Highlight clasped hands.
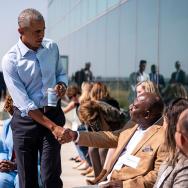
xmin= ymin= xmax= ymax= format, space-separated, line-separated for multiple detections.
xmin=0 ymin=160 xmax=17 ymax=172
xmin=52 ymin=127 xmax=77 ymax=144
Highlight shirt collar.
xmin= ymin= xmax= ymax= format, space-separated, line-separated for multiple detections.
xmin=18 ymin=38 xmax=44 ymax=57
xmin=137 ymin=125 xmax=150 ymax=132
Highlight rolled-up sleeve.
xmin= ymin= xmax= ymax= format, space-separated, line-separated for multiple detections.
xmin=2 ymin=55 xmax=38 ymax=116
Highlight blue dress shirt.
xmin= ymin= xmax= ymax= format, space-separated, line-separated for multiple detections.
xmin=2 ymin=38 xmax=68 ymax=116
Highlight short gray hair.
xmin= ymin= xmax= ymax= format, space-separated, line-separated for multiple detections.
xmin=18 ymin=8 xmax=44 ymax=28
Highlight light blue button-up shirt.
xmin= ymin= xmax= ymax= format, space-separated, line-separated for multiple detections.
xmin=2 ymin=38 xmax=68 ymax=117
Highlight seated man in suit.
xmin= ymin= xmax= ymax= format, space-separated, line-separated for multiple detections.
xmin=60 ymin=92 xmax=167 ymax=188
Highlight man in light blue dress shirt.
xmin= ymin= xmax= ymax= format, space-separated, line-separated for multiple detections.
xmin=2 ymin=8 xmax=68 ymax=188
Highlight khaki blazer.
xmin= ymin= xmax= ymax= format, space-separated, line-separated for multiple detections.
xmin=78 ymin=119 xmax=167 ymax=188
xmin=154 ymin=152 xmax=188 ymax=188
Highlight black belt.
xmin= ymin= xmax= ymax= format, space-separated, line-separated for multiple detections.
xmin=39 ymin=106 xmax=57 ymax=113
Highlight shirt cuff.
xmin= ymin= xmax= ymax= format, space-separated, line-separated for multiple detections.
xmin=74 ymin=131 xmax=80 ymax=143
xmin=20 ymin=103 xmax=38 ymax=117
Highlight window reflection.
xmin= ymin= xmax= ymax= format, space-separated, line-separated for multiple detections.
xmin=47 ymin=0 xmax=188 ymax=108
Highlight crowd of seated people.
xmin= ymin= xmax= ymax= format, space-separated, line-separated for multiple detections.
xmin=60 ymin=78 xmax=188 ymax=188
xmin=61 ymin=92 xmax=166 ymax=187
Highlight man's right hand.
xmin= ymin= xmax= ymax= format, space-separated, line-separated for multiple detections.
xmin=58 ymin=128 xmax=78 ymax=144
xmin=51 ymin=126 xmax=65 ymax=140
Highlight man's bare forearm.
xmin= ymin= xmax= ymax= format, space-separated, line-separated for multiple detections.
xmin=28 ymin=109 xmax=57 ymax=131
xmin=28 ymin=109 xmax=65 ymax=139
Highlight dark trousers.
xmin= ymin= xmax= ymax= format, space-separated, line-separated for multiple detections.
xmin=11 ymin=106 xmax=65 ymax=188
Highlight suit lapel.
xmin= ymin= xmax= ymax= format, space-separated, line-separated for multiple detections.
xmin=107 ymin=125 xmax=139 ymax=173
xmin=157 ymin=165 xmax=173 ymax=188
xmin=131 ymin=124 xmax=161 ymax=155
xmin=102 ymin=119 xmax=164 ymax=182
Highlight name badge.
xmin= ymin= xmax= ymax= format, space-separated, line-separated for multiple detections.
xmin=122 ymin=153 xmax=140 ymax=168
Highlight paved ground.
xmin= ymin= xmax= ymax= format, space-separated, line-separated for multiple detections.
xmin=61 ymin=116 xmax=88 ymax=188
xmin=60 ymin=142 xmax=88 ymax=187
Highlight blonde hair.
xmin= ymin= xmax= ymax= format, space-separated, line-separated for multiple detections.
xmin=79 ymin=82 xmax=93 ymax=104
xmin=136 ymin=80 xmax=160 ymax=95
xmin=90 ymin=82 xmax=109 ymax=101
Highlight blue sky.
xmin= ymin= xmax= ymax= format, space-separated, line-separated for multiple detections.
xmin=0 ymin=0 xmax=47 ymax=70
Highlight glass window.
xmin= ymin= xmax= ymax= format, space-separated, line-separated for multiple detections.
xmin=80 ymin=0 xmax=88 ymax=25
xmin=88 ymin=0 xmax=97 ymax=20
xmin=107 ymin=0 xmax=120 ymax=8
xmin=96 ymin=0 xmax=107 ymax=15
xmin=60 ymin=55 xmax=69 ymax=74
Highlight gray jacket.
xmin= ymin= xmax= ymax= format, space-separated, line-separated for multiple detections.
xmin=154 ymin=152 xmax=188 ymax=188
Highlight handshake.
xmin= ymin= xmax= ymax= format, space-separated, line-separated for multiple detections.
xmin=52 ymin=127 xmax=78 ymax=144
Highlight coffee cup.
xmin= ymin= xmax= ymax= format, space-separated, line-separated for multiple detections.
xmin=47 ymin=88 xmax=58 ymax=107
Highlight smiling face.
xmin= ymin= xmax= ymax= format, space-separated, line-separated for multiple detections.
xmin=129 ymin=95 xmax=148 ymax=124
xmin=19 ymin=19 xmax=45 ymax=51
xmin=129 ymin=93 xmax=163 ymax=128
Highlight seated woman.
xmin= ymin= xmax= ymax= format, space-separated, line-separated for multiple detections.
xmin=63 ymin=83 xmax=94 ymax=174
xmin=154 ymin=98 xmax=188 ymax=188
xmin=0 ymin=96 xmax=42 ymax=188
xmin=78 ymin=100 xmax=125 ymax=132
xmin=63 ymin=84 xmax=81 ymax=130
xmin=0 ymin=96 xmax=18 ymax=188
xmin=83 ymin=82 xmax=122 ymax=180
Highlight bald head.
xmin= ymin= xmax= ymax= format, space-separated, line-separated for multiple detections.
xmin=139 ymin=92 xmax=164 ymax=116
xmin=130 ymin=92 xmax=164 ymax=128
